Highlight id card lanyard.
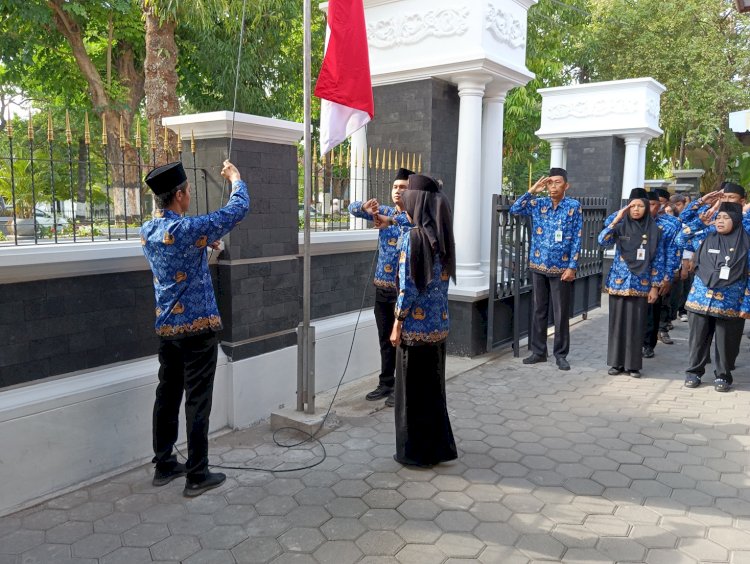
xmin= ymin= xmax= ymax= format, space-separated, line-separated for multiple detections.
xmin=636 ymin=233 xmax=648 ymax=261
xmin=554 ymin=219 xmax=563 ymax=243
xmin=719 ymin=248 xmax=736 ymax=280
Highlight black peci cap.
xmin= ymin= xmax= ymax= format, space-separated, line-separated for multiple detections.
xmin=549 ymin=167 xmax=567 ymax=181
xmin=144 ymin=162 xmax=188 ymax=195
xmin=394 ymin=167 xmax=415 ymax=181
xmin=629 ymin=188 xmax=648 ymax=200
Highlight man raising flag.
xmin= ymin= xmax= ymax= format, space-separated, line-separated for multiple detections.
xmin=314 ymin=0 xmax=374 ymax=154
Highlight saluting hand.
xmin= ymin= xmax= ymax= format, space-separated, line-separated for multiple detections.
xmin=700 ymin=189 xmax=722 ymax=206
xmin=529 ymin=176 xmax=549 ymax=195
xmin=611 ymin=201 xmax=635 ymax=226
xmin=700 ymin=200 xmax=720 ymax=226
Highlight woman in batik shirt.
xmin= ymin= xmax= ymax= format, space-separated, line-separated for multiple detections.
xmin=390 ymin=174 xmax=457 ymax=467
xmin=598 ymin=188 xmax=666 ymax=378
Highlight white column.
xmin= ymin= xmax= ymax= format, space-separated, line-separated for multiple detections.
xmin=349 ymin=127 xmax=368 ymax=230
xmin=480 ymin=94 xmax=505 ymax=274
xmin=453 ymin=75 xmax=490 ymax=286
xmin=622 ymin=135 xmax=643 ymax=200
xmin=561 ymin=140 xmax=568 ymax=170
xmin=637 ymin=138 xmax=648 ymax=188
xmin=549 ymin=138 xmax=565 ymax=168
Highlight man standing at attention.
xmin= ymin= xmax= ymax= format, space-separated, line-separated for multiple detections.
xmin=141 ymin=160 xmax=249 ymax=497
xmin=348 ymin=167 xmax=414 ymax=407
xmin=510 ymin=168 xmax=583 ymax=371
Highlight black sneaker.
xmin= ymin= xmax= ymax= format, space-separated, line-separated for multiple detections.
xmin=628 ymin=370 xmax=641 ymax=378
xmin=608 ymin=366 xmax=624 ymax=375
xmin=555 ymin=357 xmax=570 ymax=371
xmin=183 ymin=471 xmax=226 ymax=498
xmin=366 ymin=385 xmax=393 ymax=401
xmin=522 ymin=353 xmax=547 ymax=365
xmin=384 ymin=391 xmax=394 ymax=408
xmin=152 ymin=463 xmax=187 ymax=487
xmin=642 ymin=346 xmax=655 ymax=359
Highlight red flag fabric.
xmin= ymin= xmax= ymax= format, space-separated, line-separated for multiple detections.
xmin=314 ymin=0 xmax=374 ymax=154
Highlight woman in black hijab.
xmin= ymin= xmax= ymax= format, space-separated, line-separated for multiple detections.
xmin=679 ymin=201 xmax=750 ymax=392
xmin=598 ymin=188 xmax=665 ymax=377
xmin=390 ymin=174 xmax=457 ymax=467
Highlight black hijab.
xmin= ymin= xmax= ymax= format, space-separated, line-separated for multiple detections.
xmin=695 ymin=202 xmax=750 ymax=288
xmin=401 ymin=175 xmax=456 ymax=292
xmin=616 ymin=189 xmax=660 ymax=275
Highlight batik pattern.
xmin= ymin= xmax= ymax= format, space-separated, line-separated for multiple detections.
xmin=509 ymin=192 xmax=583 ymax=275
xmin=141 ymin=180 xmax=250 ymax=337
xmin=598 ymin=224 xmax=667 ymax=297
xmin=349 ymin=201 xmax=407 ymax=289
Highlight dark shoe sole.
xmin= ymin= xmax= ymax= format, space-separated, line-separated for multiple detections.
xmin=608 ymin=367 xmax=624 ymax=375
xmin=366 ymin=389 xmax=393 ymax=401
xmin=153 ymin=471 xmax=186 ymax=487
xmin=183 ymin=476 xmax=226 ymax=498
xmin=629 ymin=371 xmax=641 ymax=378
xmin=684 ymin=377 xmax=701 ymax=388
xmin=522 ymin=357 xmax=547 ymax=365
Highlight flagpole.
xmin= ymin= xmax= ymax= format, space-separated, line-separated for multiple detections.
xmin=301 ymin=0 xmax=315 ymax=414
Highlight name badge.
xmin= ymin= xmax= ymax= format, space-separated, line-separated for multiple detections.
xmin=707 ymin=249 xmax=720 ymax=254
xmin=720 ymin=266 xmax=731 ymax=280
xmin=636 ymin=248 xmax=646 ymax=261
xmin=554 ymin=230 xmax=563 ymax=243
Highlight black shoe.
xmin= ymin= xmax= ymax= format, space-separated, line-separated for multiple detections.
xmin=608 ymin=366 xmax=624 ymax=375
xmin=366 ymin=384 xmax=393 ymax=401
xmin=642 ymin=346 xmax=654 ymax=359
xmin=556 ymin=357 xmax=570 ymax=371
xmin=666 ymin=322 xmax=674 ymax=331
xmin=183 ymin=471 xmax=226 ymax=498
xmin=152 ymin=463 xmax=187 ymax=487
xmin=629 ymin=370 xmax=641 ymax=378
xmin=384 ymin=391 xmax=394 ymax=408
xmin=522 ymin=353 xmax=547 ymax=365
xmin=684 ymin=375 xmax=701 ymax=388
xmin=714 ymin=378 xmax=731 ymax=392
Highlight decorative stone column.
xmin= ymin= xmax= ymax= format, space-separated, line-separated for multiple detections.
xmin=549 ymin=139 xmax=566 ymax=169
xmin=621 ymin=135 xmax=643 ymax=200
xmin=349 ymin=127 xmax=368 ymax=229
xmin=453 ymin=74 xmax=490 ymax=286
xmin=638 ymin=138 xmax=648 ymax=189
xmin=480 ymin=94 xmax=506 ymax=273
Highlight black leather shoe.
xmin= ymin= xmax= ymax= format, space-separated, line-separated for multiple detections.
xmin=608 ymin=366 xmax=624 ymax=375
xmin=522 ymin=353 xmax=547 ymax=365
xmin=629 ymin=370 xmax=641 ymax=378
xmin=183 ymin=471 xmax=226 ymax=498
xmin=556 ymin=357 xmax=570 ymax=371
xmin=366 ymin=385 xmax=393 ymax=401
xmin=152 ymin=463 xmax=187 ymax=487
xmin=642 ymin=346 xmax=654 ymax=359
xmin=384 ymin=391 xmax=394 ymax=408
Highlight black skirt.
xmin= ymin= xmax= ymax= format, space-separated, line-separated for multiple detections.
xmin=607 ymin=294 xmax=648 ymax=371
xmin=394 ymin=341 xmax=458 ymax=466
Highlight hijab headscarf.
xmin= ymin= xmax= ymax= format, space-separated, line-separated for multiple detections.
xmin=401 ymin=174 xmax=456 ymax=292
xmin=695 ymin=202 xmax=750 ymax=288
xmin=616 ymin=188 xmax=660 ymax=275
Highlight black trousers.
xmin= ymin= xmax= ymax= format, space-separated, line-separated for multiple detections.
xmin=373 ymin=288 xmax=397 ymax=389
xmin=530 ymin=271 xmax=572 ymax=359
xmin=644 ymin=298 xmax=663 ymax=349
xmin=153 ymin=331 xmax=218 ymax=481
xmin=686 ymin=313 xmax=744 ymax=382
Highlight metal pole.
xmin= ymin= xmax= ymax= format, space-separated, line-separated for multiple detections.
xmin=302 ymin=0 xmax=315 ymax=414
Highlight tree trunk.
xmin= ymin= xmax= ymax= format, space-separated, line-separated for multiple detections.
xmin=143 ymin=4 xmax=180 ymax=167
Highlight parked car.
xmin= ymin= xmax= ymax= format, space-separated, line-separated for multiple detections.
xmin=34 ymin=208 xmax=69 ymax=233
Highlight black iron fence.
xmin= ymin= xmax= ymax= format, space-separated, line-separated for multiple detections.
xmin=487 ymin=195 xmax=608 ymax=354
xmin=307 ymin=145 xmax=422 ymax=231
xmin=0 ymin=111 xmax=210 ymax=246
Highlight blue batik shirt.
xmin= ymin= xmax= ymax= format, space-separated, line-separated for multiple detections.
xmin=676 ymin=227 xmax=750 ymax=319
xmin=509 ymin=193 xmax=583 ymax=276
xmin=141 ymin=180 xmax=250 ymax=338
xmin=598 ymin=223 xmax=667 ymax=297
xmin=395 ymin=234 xmax=450 ymax=345
xmin=348 ymin=201 xmax=406 ymax=291
xmin=680 ymin=200 xmax=750 ymax=236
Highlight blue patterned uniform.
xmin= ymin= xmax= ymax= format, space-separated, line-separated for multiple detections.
xmin=509 ymin=193 xmax=583 ymax=275
xmin=676 ymin=228 xmax=750 ymax=319
xmin=395 ymin=234 xmax=450 ymax=344
xmin=349 ymin=201 xmax=406 ymax=290
xmin=141 ymin=180 xmax=250 ymax=337
xmin=598 ymin=224 xmax=667 ymax=296
xmin=680 ymin=201 xmax=750 ymax=235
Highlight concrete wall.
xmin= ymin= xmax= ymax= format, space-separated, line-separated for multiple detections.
xmin=567 ymin=136 xmax=626 ymax=216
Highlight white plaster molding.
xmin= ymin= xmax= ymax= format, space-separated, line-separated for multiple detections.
xmin=298 ymin=229 xmax=378 ymax=255
xmin=162 ymin=111 xmax=303 ymax=146
xmin=485 ymin=3 xmax=526 ymax=48
xmin=366 ymin=5 xmax=470 ymax=49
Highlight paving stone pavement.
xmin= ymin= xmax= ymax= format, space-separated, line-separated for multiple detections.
xmin=3 ymin=302 xmax=750 ymax=563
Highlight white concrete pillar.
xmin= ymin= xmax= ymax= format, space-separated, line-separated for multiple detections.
xmin=480 ymin=94 xmax=505 ymax=273
xmin=349 ymin=127 xmax=368 ymax=229
xmin=622 ymin=135 xmax=643 ymax=200
xmin=637 ymin=138 xmax=648 ymax=188
xmin=562 ymin=140 xmax=568 ymax=170
xmin=453 ymin=74 xmax=490 ymax=286
xmin=549 ymin=138 xmax=565 ymax=168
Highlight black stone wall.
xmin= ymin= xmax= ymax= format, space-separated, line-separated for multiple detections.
xmin=367 ymin=78 xmax=460 ymax=203
xmin=566 ymin=136 xmax=625 ymax=216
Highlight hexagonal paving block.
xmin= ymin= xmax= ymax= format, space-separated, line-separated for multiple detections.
xmin=19 ymin=543 xmax=70 ymax=563
xmin=433 ymin=492 xmax=473 ymax=511
xmin=232 ymin=536 xmax=283 ymax=564
xmin=320 ymin=517 xmax=366 ymax=541
xmin=226 ymin=486 xmax=267 ymax=506
xmin=313 ymin=540 xmax=363 ymax=564
xmin=199 ymin=525 xmax=249 ymax=550
xmin=397 ymin=500 xmax=441 ymax=521
xmin=69 ymin=502 xmax=114 ymax=522
xmin=395 ymin=544 xmax=446 ymax=564
xmin=72 ymin=533 xmax=121 ymax=558
xmin=362 ymin=489 xmax=405 ymax=510
xmin=551 ymin=524 xmax=599 ymax=548
xmin=185 ymin=494 xmax=228 ymax=515
xmin=332 ymin=480 xmax=371 ymax=498
xmin=678 ymin=537 xmax=728 ymax=561
xmin=435 ymin=532 xmax=484 ymax=558
xmin=93 ymin=512 xmax=140 ymax=534
xmin=501 ymin=494 xmax=543 ymax=514
xmin=255 ymin=496 xmax=299 ymax=516
xmin=583 ymin=515 xmax=630 ymax=537
xmin=515 ymin=533 xmax=565 ymax=561
xmin=628 ymin=524 xmax=677 ymax=549
xmin=478 ymin=544 xmax=531 ymax=564
xmin=45 ymin=520 xmax=93 ymax=544
xmin=644 ymin=548 xmax=698 ymax=564
xmin=397 ymin=481 xmax=437 ymax=500
xmin=245 ymin=516 xmax=292 ymax=538
xmin=114 ymin=493 xmax=157 ymax=514
xmin=150 ymin=534 xmax=201 ymax=561
xmin=473 ymin=522 xmax=518 ymax=545
xmin=359 ymin=509 xmax=404 ymax=531
xmin=100 ymin=546 xmax=152 ymax=564
xmin=597 ymin=537 xmax=647 ymax=562
xmin=21 ymin=509 xmax=68 ymax=531
xmin=278 ymin=527 xmax=325 ymax=553
xmin=121 ymin=522 xmax=170 ymax=547
xmin=395 ymin=520 xmax=443 ymax=544
xmin=708 ymin=527 xmax=750 ymax=550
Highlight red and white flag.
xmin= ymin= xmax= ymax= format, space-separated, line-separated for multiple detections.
xmin=314 ymin=0 xmax=374 ymax=155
